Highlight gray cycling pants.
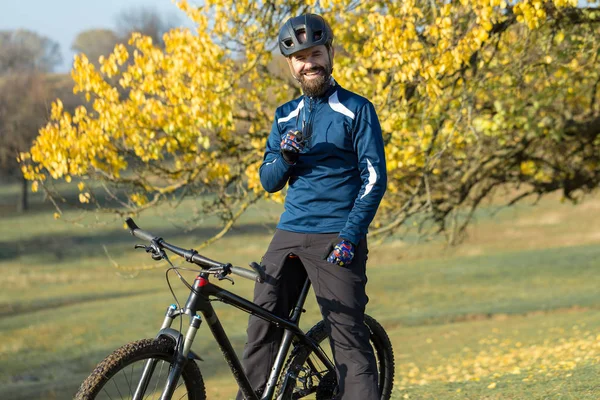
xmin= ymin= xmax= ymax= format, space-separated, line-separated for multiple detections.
xmin=236 ymin=229 xmax=378 ymax=400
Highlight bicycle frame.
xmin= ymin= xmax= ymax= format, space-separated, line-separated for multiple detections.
xmin=145 ymin=270 xmax=336 ymax=400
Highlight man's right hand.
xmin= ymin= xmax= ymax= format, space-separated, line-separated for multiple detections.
xmin=280 ymin=130 xmax=304 ymax=164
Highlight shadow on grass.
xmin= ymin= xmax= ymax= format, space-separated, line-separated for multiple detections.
xmin=0 ymin=289 xmax=155 ymax=319
xmin=0 ymin=222 xmax=275 ymax=262
xmin=1 ymin=334 xmax=248 ymax=400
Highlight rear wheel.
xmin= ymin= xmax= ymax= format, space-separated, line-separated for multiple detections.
xmin=279 ymin=314 xmax=394 ymax=400
xmin=75 ymin=337 xmax=206 ymax=400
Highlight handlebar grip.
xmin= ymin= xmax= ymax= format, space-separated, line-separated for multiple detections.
xmin=126 ymin=218 xmax=157 ymax=242
xmin=231 ymin=266 xmax=262 ymax=283
xmin=248 ymin=262 xmax=266 ymax=283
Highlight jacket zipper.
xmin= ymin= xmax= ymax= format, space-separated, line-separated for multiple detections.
xmin=305 ymin=97 xmax=316 ymax=147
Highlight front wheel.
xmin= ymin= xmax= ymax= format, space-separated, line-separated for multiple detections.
xmin=75 ymin=337 xmax=206 ymax=400
xmin=279 ymin=314 xmax=395 ymax=400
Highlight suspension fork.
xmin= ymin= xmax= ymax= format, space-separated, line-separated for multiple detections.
xmin=159 ymin=314 xmax=202 ymax=400
xmin=132 ymin=304 xmax=202 ymax=400
xmin=156 ymin=273 xmax=209 ymax=399
xmin=132 ymin=304 xmax=179 ymax=399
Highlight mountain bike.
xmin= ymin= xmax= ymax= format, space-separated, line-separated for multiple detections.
xmin=75 ymin=218 xmax=395 ymax=400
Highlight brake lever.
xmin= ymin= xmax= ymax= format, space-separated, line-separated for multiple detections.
xmin=213 ymin=265 xmax=234 ymax=285
xmin=216 ymin=272 xmax=234 ymax=285
xmin=134 ymin=243 xmax=165 ymax=261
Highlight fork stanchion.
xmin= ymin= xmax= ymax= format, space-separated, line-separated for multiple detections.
xmin=182 ymin=315 xmax=202 ymax=358
xmin=160 ymin=304 xmax=178 ymax=330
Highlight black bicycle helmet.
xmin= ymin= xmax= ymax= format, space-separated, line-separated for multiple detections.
xmin=278 ymin=13 xmax=333 ymax=57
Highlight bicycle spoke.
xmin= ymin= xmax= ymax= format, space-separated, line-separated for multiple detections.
xmin=122 ymin=365 xmax=133 ymax=399
xmin=174 ymin=380 xmax=184 ymax=392
xmin=130 ymin=363 xmax=136 ymax=398
xmin=112 ymin=375 xmax=125 ymax=399
xmin=102 ymin=387 xmax=115 ymax=400
xmin=177 ymin=390 xmax=188 ymax=400
xmin=150 ymin=360 xmax=166 ymax=400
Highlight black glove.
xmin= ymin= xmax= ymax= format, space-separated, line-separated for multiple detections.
xmin=280 ymin=130 xmax=304 ymax=164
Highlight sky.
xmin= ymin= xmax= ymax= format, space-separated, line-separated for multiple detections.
xmin=0 ymin=0 xmax=196 ymax=72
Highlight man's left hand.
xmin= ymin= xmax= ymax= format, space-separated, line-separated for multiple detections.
xmin=326 ymin=239 xmax=355 ymax=267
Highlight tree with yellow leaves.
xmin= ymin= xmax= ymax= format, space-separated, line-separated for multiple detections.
xmin=21 ymin=0 xmax=600 ymax=245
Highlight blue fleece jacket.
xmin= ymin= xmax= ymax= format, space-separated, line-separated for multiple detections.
xmin=259 ymin=80 xmax=387 ymax=245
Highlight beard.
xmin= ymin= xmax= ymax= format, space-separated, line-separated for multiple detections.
xmin=297 ymin=63 xmax=333 ymax=98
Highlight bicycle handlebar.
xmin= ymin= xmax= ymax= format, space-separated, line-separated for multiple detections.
xmin=126 ymin=218 xmax=156 ymax=243
xmin=230 ymin=265 xmax=262 ymax=281
xmin=125 ymin=218 xmax=265 ymax=283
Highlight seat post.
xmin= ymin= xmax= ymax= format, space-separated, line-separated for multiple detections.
xmin=289 ymin=277 xmax=312 ymax=324
xmin=261 ymin=277 xmax=313 ymax=400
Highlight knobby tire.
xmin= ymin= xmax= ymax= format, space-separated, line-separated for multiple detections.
xmin=74 ymin=337 xmax=206 ymax=400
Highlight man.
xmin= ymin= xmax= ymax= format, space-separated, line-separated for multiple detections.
xmin=238 ymin=13 xmax=387 ymax=400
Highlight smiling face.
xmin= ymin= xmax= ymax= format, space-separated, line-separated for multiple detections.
xmin=287 ymin=41 xmax=334 ymax=98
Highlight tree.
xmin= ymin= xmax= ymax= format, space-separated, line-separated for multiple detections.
xmin=21 ymin=0 xmax=600 ymax=245
xmin=0 ymin=30 xmax=61 ymax=73
xmin=72 ymin=29 xmax=120 ymax=68
xmin=115 ymin=6 xmax=180 ymax=47
xmin=0 ymin=30 xmax=61 ymax=211
xmin=0 ymin=74 xmax=53 ymax=211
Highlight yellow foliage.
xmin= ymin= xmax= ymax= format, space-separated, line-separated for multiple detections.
xmin=130 ymin=193 xmax=148 ymax=206
xmin=79 ymin=192 xmax=91 ymax=204
xmin=19 ymin=0 xmax=596 ymax=229
xmin=520 ymin=161 xmax=537 ymax=176
xmin=397 ymin=329 xmax=599 ymax=389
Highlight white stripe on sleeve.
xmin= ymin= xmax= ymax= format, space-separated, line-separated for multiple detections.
xmin=360 ymin=159 xmax=378 ymax=199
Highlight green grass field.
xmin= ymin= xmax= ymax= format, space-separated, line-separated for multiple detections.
xmin=1 ymin=184 xmax=599 ymax=399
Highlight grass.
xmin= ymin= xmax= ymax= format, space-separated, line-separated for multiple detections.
xmin=1 ymin=185 xmax=600 ymax=399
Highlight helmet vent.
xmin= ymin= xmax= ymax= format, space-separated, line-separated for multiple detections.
xmin=283 ymin=38 xmax=294 ymax=48
xmin=295 ymin=28 xmax=307 ymax=44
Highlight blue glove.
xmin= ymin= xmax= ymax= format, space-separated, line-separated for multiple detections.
xmin=280 ymin=130 xmax=304 ymax=164
xmin=326 ymin=239 xmax=355 ymax=267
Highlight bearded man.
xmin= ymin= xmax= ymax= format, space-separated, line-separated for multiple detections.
xmin=237 ymin=13 xmax=387 ymax=400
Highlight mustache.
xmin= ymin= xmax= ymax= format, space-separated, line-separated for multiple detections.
xmin=303 ymin=66 xmax=325 ymax=74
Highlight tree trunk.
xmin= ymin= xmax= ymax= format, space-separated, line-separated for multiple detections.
xmin=17 ymin=176 xmax=28 ymax=212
